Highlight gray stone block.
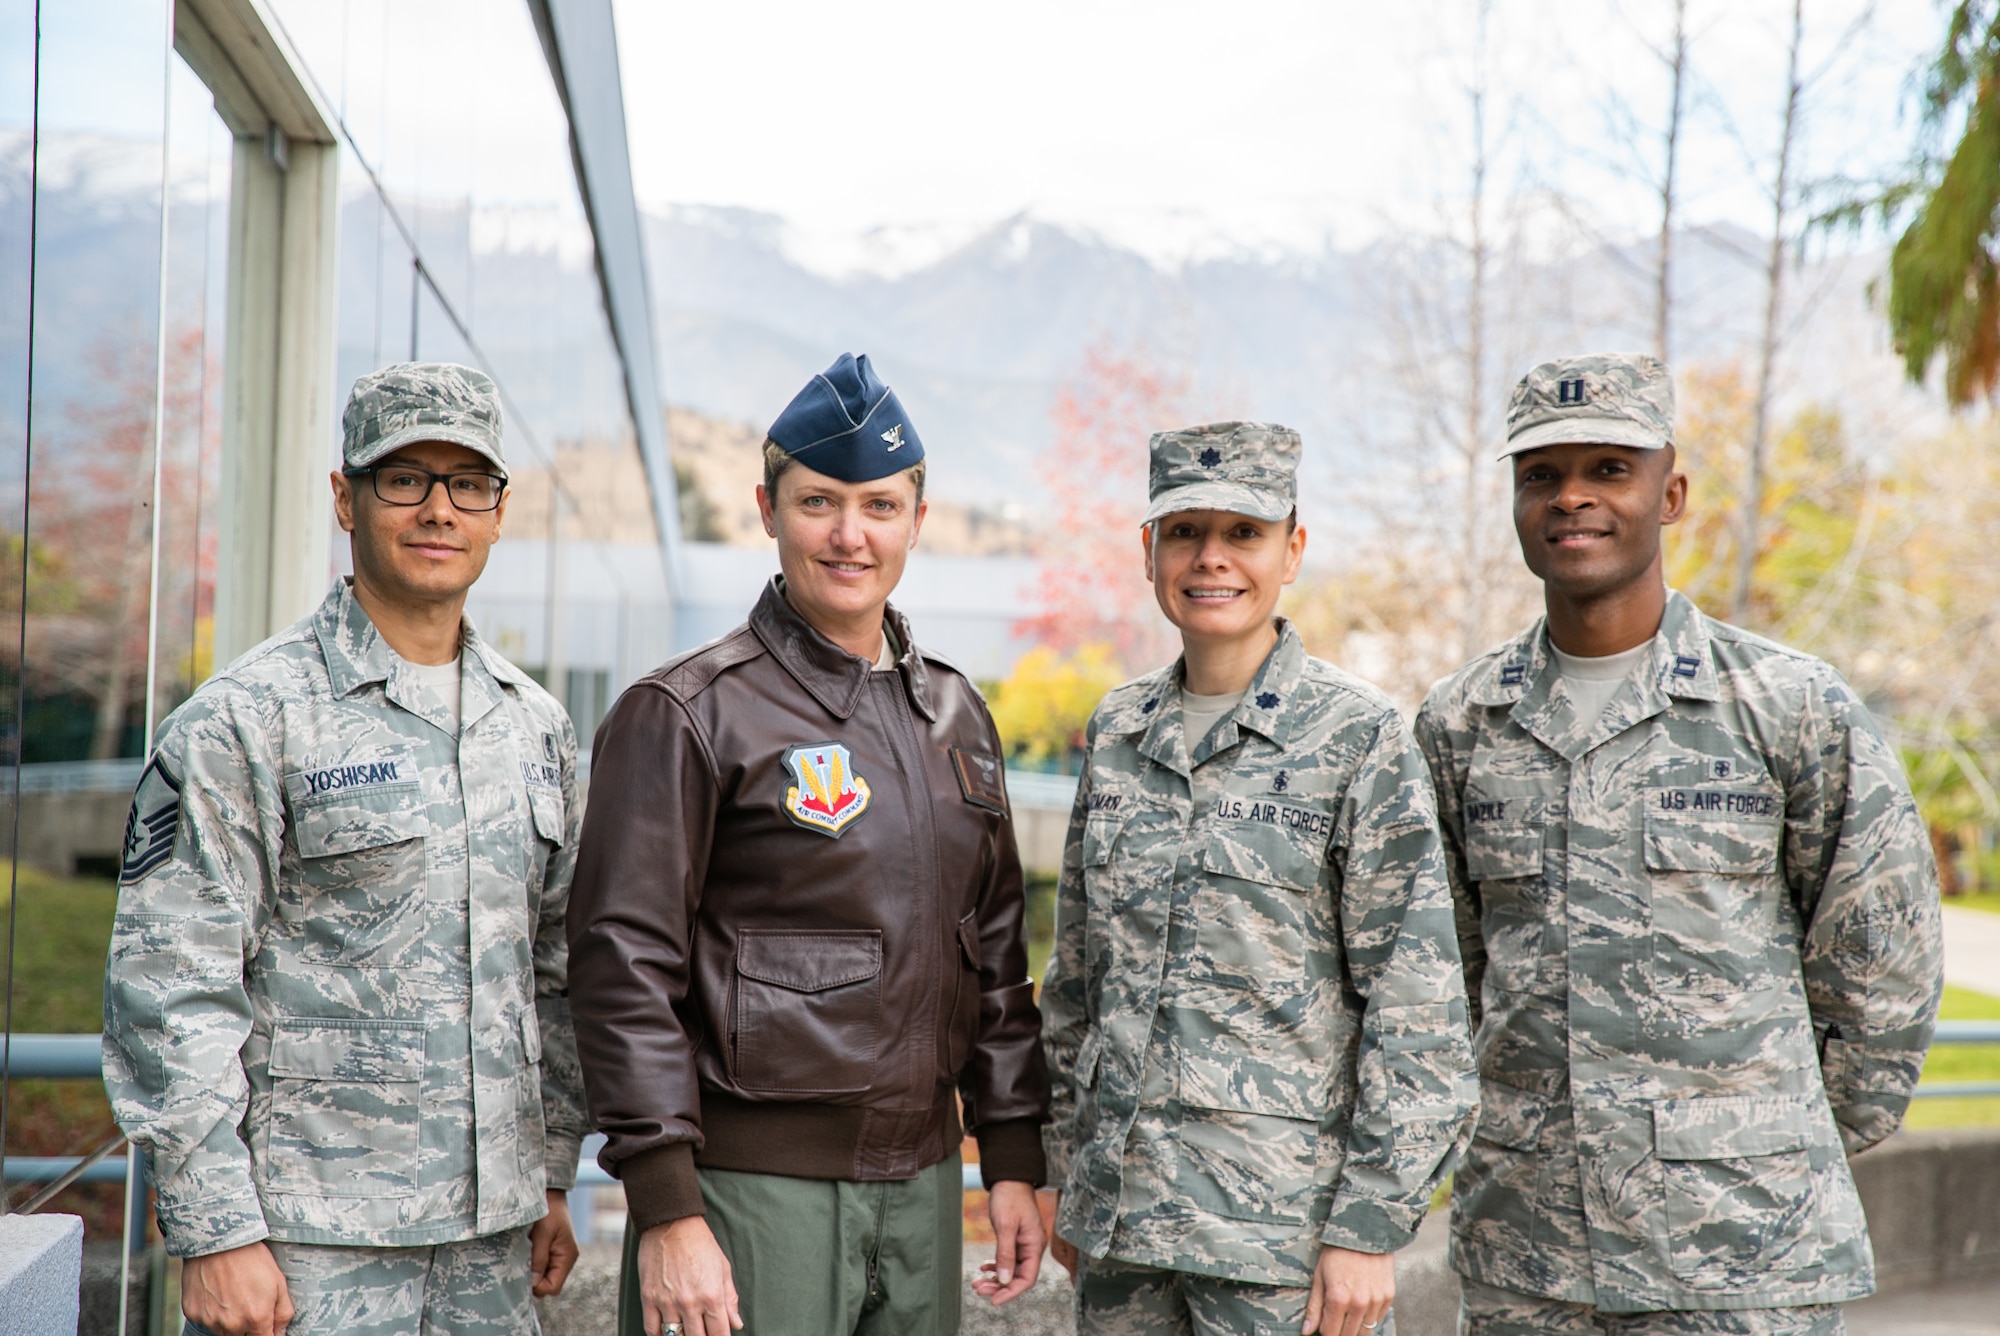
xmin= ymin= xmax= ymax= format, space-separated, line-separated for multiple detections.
xmin=1851 ymin=1126 xmax=2000 ymax=1293
xmin=0 ymin=1213 xmax=83 ymax=1336
xmin=76 ymin=1243 xmax=152 ymax=1336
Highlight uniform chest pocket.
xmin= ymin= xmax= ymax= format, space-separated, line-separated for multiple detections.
xmin=1192 ymin=823 xmax=1325 ymax=988
xmin=1644 ymin=793 xmax=1784 ymax=1002
xmin=260 ymin=1018 xmax=425 ymax=1199
xmin=1462 ymin=807 xmax=1550 ymax=995
xmin=286 ymin=780 xmax=429 ymax=966
xmin=528 ymin=785 xmax=565 ymax=847
xmin=1464 ymin=824 xmax=1544 ymax=882
xmin=1081 ymin=812 xmax=1124 ymax=868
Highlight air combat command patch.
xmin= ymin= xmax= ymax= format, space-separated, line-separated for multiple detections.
xmin=782 ymin=741 xmax=871 ymax=838
xmin=121 ymin=754 xmax=183 ymax=883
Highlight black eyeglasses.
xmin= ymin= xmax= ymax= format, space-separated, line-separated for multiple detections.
xmin=346 ymin=464 xmax=509 ymax=512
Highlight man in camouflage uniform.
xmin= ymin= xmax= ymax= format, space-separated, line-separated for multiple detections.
xmin=1042 ymin=422 xmax=1478 ymax=1335
xmin=1415 ymin=353 xmax=1943 ymax=1334
xmin=104 ymin=363 xmax=587 ymax=1336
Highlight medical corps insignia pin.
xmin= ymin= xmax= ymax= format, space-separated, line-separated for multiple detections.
xmin=782 ymin=741 xmax=872 ymax=838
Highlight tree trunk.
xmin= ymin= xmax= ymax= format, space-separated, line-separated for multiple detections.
xmin=90 ymin=489 xmax=156 ymax=760
xmin=1731 ymin=0 xmax=1804 ymax=624
xmin=1656 ymin=0 xmax=1689 ymax=362
xmin=1460 ymin=0 xmax=1493 ymax=663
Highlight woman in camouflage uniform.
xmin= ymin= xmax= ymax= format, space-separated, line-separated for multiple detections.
xmin=1032 ymin=422 xmax=1477 ymax=1336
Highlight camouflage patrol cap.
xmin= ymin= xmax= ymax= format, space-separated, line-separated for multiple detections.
xmin=342 ymin=362 xmax=506 ymax=472
xmin=1143 ymin=421 xmax=1300 ymax=526
xmin=1501 ymin=352 xmax=1674 ymax=459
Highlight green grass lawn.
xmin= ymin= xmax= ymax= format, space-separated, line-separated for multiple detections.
xmin=1941 ymin=891 xmax=2000 ymax=917
xmin=1 ymin=865 xmax=119 ymax=1032
xmin=1904 ymin=983 xmax=2000 ymax=1130
xmin=0 ymin=867 xmax=126 ymax=1235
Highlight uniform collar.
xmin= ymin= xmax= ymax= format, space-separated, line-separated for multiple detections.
xmin=1102 ymin=619 xmax=1308 ymax=777
xmin=748 ymin=577 xmax=936 ymax=723
xmin=1467 ymin=588 xmax=1721 ymax=758
xmin=313 ymin=577 xmax=525 ymax=735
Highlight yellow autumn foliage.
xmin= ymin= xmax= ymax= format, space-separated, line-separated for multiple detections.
xmin=988 ymin=643 xmax=1128 ymax=769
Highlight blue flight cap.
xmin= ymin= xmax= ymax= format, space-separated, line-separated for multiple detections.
xmin=767 ymin=353 xmax=925 ymax=483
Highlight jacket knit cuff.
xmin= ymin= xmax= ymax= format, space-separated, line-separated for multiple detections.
xmin=618 ymin=1142 xmax=705 ymax=1232
xmin=976 ymin=1118 xmax=1049 ymax=1189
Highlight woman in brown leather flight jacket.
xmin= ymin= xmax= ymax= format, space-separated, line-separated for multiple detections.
xmin=566 ymin=354 xmax=1052 ymax=1336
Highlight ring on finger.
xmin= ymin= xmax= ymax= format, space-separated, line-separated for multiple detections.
xmin=664 ymin=1325 xmax=682 ymax=1336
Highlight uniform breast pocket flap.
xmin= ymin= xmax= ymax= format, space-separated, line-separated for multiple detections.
xmin=1201 ymin=821 xmax=1320 ymax=894
xmin=1643 ymin=798 xmax=1781 ymax=875
xmin=1463 ymin=799 xmax=1545 ymax=881
xmin=529 ymin=787 xmax=566 ymax=847
xmin=290 ymin=778 xmax=427 ymax=859
xmin=263 ymin=1018 xmax=425 ymax=1199
xmin=1081 ymin=813 xmax=1124 ymax=868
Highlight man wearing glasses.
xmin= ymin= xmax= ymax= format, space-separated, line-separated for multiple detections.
xmin=105 ymin=363 xmax=587 ymax=1336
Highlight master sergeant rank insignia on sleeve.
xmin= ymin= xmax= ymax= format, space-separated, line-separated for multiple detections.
xmin=120 ymin=754 xmax=183 ymax=884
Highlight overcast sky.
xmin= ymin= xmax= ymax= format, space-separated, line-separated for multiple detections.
xmin=3 ymin=0 xmax=1946 ymax=266
xmin=611 ymin=0 xmax=1938 ymax=262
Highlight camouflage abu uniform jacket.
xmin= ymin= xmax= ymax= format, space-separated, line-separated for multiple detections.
xmin=103 ymin=579 xmax=588 ymax=1257
xmin=1414 ymin=590 xmax=1942 ymax=1312
xmin=1042 ymin=622 xmax=1476 ymax=1286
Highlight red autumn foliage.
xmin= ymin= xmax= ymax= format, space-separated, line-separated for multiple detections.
xmin=1017 ymin=344 xmax=1189 ymax=675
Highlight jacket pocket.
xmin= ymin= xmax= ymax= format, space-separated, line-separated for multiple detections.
xmin=946 ymin=909 xmax=980 ymax=1073
xmin=1454 ymin=1078 xmax=1553 ymax=1251
xmin=1367 ymin=1001 xmax=1475 ymax=1149
xmin=1175 ymin=1105 xmax=1317 ymax=1224
xmin=262 ymin=1018 xmax=425 ymax=1198
xmin=1472 ymin=1078 xmax=1548 ymax=1152
xmin=288 ymin=783 xmax=429 ymax=966
xmin=1194 ymin=826 xmax=1319 ymax=986
xmin=1644 ymin=798 xmax=1783 ymax=1001
xmin=732 ymin=928 xmax=883 ymax=1094
xmin=1463 ymin=814 xmax=1548 ymax=994
xmin=1654 ymin=1094 xmax=1823 ymax=1287
xmin=529 ymin=787 xmax=566 ymax=847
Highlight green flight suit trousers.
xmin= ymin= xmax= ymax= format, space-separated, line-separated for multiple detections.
xmin=619 ymin=1153 xmax=964 ymax=1336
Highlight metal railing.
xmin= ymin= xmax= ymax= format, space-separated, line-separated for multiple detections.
xmin=1908 ymin=1018 xmax=2000 ymax=1098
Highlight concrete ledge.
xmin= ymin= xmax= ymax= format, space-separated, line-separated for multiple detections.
xmin=0 ymin=1212 xmax=82 ymax=1336
xmin=1850 ymin=1126 xmax=2000 ymax=1292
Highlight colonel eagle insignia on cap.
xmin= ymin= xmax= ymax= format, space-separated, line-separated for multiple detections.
xmin=768 ymin=353 xmax=924 ymax=483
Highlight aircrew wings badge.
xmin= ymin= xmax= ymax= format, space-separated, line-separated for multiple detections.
xmin=782 ymin=741 xmax=872 ymax=838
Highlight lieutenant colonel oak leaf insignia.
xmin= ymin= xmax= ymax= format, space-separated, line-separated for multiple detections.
xmin=121 ymin=754 xmax=183 ymax=884
xmin=882 ymin=424 xmax=906 ymax=452
xmin=1198 ymin=447 xmax=1222 ymax=468
xmin=782 ymin=741 xmax=873 ymax=838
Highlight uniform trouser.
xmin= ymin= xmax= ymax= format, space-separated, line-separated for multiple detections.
xmin=617 ymin=1152 xmax=963 ymax=1336
xmin=1459 ymin=1278 xmax=1845 ymax=1335
xmin=1076 ymin=1255 xmax=1397 ymax=1336
xmin=181 ymin=1228 xmax=537 ymax=1336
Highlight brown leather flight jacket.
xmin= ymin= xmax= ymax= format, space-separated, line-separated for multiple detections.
xmin=566 ymin=580 xmax=1051 ymax=1228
